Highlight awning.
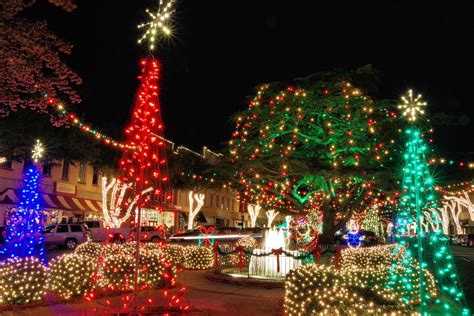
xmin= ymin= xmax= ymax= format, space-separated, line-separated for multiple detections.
xmin=0 ymin=188 xmax=102 ymax=213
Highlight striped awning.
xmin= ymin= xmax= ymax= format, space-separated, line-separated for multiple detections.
xmin=0 ymin=188 xmax=102 ymax=213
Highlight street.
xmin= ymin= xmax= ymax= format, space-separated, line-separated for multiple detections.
xmin=40 ymin=244 xmax=474 ymax=313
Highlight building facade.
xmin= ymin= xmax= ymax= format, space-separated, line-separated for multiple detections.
xmin=0 ymin=159 xmax=104 ymax=226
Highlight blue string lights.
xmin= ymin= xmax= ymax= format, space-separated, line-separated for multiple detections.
xmin=0 ymin=166 xmax=46 ymax=265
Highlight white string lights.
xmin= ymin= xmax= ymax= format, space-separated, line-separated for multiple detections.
xmin=397 ymin=89 xmax=427 ymax=122
xmin=101 ymin=177 xmax=153 ymax=228
xmin=187 ymin=191 xmax=205 ymax=230
xmin=137 ymin=0 xmax=176 ymax=50
xmin=247 ymin=204 xmax=261 ymax=227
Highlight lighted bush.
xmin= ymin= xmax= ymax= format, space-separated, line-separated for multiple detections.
xmin=236 ymin=236 xmax=257 ymax=249
xmin=163 ymin=244 xmax=184 ymax=265
xmin=0 ymin=257 xmax=46 ymax=304
xmin=75 ymin=241 xmax=108 ymax=259
xmin=94 ymin=251 xmax=174 ymax=291
xmin=48 ymin=254 xmax=96 ymax=299
xmin=340 ymin=244 xmax=396 ymax=269
xmin=284 ymin=264 xmax=408 ymax=315
xmin=183 ymin=246 xmax=214 ymax=270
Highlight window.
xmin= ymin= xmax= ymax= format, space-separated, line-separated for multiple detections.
xmin=227 ymin=198 xmax=230 ymax=209
xmin=215 ymin=195 xmax=219 ymax=208
xmin=1 ymin=159 xmax=12 ymax=169
xmin=84 ymin=221 xmax=100 ymax=228
xmin=62 ymin=160 xmax=70 ymax=180
xmin=43 ymin=225 xmax=55 ymax=233
xmin=92 ymin=167 xmax=99 ymax=185
xmin=57 ymin=225 xmax=69 ymax=233
xmin=210 ymin=194 xmax=213 ymax=207
xmin=42 ymin=164 xmax=52 ymax=177
xmin=78 ymin=162 xmax=87 ymax=183
xmin=222 ymin=196 xmax=225 ymax=209
xmin=70 ymin=225 xmax=82 ymax=232
xmin=23 ymin=158 xmax=32 ymax=172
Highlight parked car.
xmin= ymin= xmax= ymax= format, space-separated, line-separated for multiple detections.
xmin=452 ymin=235 xmax=467 ymax=246
xmin=43 ymin=223 xmax=90 ymax=249
xmin=81 ymin=220 xmax=130 ymax=243
xmin=129 ymin=226 xmax=166 ymax=242
xmin=461 ymin=234 xmax=474 ymax=247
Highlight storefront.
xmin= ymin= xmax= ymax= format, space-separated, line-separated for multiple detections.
xmin=0 ymin=188 xmax=103 ymax=226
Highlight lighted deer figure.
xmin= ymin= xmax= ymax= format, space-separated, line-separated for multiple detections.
xmin=102 ymin=177 xmax=153 ymax=228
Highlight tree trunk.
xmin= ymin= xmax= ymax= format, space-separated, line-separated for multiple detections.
xmin=319 ymin=207 xmax=337 ymax=246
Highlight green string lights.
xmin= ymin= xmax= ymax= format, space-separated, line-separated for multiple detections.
xmin=389 ymin=90 xmax=469 ymax=315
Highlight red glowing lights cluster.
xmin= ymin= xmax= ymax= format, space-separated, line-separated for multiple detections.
xmin=119 ymin=57 xmax=173 ymax=207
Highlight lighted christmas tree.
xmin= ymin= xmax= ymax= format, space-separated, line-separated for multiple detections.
xmin=0 ymin=166 xmax=46 ymax=265
xmin=389 ymin=90 xmax=468 ymax=315
xmin=360 ymin=207 xmax=384 ymax=237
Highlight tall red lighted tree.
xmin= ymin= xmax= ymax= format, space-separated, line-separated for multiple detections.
xmin=118 ymin=57 xmax=173 ymax=295
xmin=118 ymin=57 xmax=172 ymax=208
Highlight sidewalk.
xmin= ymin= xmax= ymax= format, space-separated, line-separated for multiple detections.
xmin=0 ymin=271 xmax=284 ymax=316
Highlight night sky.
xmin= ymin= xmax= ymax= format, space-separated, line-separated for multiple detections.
xmin=32 ymin=0 xmax=474 ymax=154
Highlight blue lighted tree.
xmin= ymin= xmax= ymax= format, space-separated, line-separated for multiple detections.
xmin=0 ymin=166 xmax=46 ymax=265
xmin=388 ymin=90 xmax=468 ymax=315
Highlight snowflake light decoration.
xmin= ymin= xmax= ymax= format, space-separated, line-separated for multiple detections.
xmin=397 ymin=89 xmax=427 ymax=122
xmin=32 ymin=139 xmax=44 ymax=163
xmin=137 ymin=0 xmax=176 ymax=50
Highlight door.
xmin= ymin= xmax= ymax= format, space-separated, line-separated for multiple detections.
xmin=69 ymin=224 xmax=85 ymax=243
xmin=55 ymin=224 xmax=69 ymax=244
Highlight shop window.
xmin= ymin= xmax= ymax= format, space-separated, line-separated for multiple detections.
xmin=62 ymin=160 xmax=70 ymax=180
xmin=78 ymin=162 xmax=87 ymax=183
xmin=23 ymin=158 xmax=32 ymax=172
xmin=92 ymin=167 xmax=99 ymax=185
xmin=1 ymin=159 xmax=13 ymax=170
xmin=43 ymin=164 xmax=52 ymax=177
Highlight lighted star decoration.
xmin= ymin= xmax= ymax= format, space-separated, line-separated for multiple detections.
xmin=397 ymin=89 xmax=427 ymax=122
xmin=32 ymin=139 xmax=44 ymax=163
xmin=137 ymin=0 xmax=176 ymax=50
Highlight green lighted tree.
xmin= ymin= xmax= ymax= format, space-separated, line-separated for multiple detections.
xmin=389 ymin=91 xmax=468 ymax=314
xmin=229 ymin=67 xmax=401 ymax=243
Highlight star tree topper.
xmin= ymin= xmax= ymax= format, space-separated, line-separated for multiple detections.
xmin=397 ymin=89 xmax=427 ymax=122
xmin=137 ymin=0 xmax=176 ymax=50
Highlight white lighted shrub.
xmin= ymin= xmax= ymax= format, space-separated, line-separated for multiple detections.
xmin=93 ymin=251 xmax=173 ymax=291
xmin=48 ymin=254 xmax=96 ymax=299
xmin=0 ymin=257 xmax=46 ymax=304
xmin=340 ymin=244 xmax=396 ymax=269
xmin=163 ymin=244 xmax=184 ymax=265
xmin=183 ymin=246 xmax=214 ymax=270
xmin=75 ymin=241 xmax=107 ymax=259
xmin=236 ymin=236 xmax=257 ymax=249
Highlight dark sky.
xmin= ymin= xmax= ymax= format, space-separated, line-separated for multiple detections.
xmin=32 ymin=0 xmax=474 ymax=154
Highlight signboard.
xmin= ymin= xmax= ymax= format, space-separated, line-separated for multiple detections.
xmin=55 ymin=182 xmax=76 ymax=195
